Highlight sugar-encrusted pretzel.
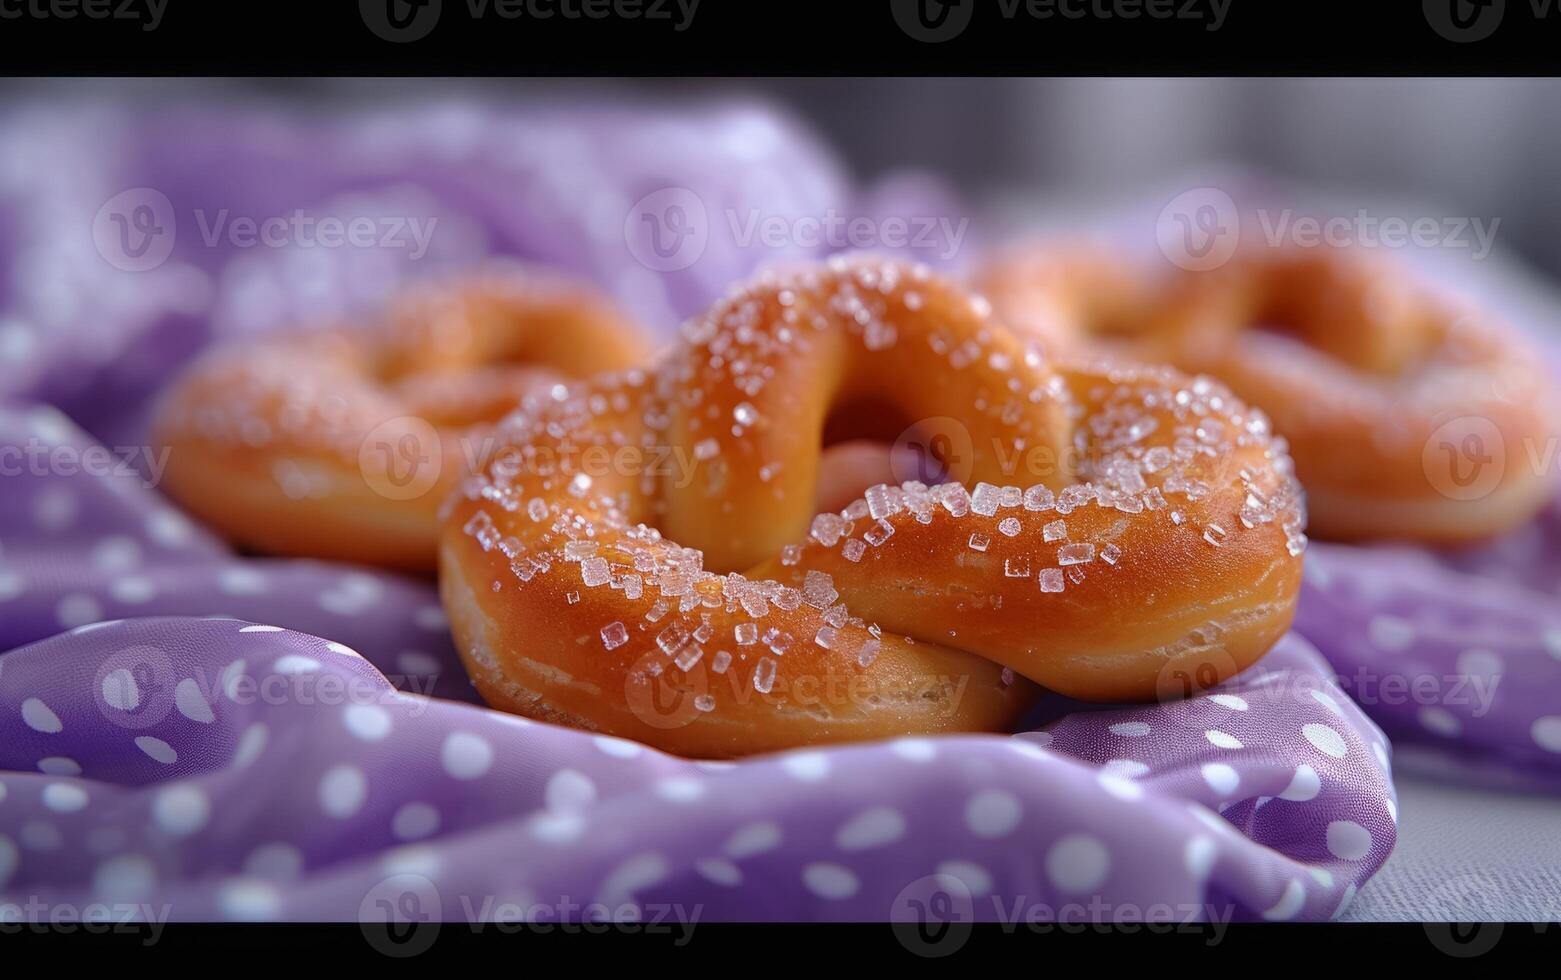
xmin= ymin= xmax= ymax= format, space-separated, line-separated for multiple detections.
xmin=440 ymin=257 xmax=1306 ymax=757
xmin=978 ymin=244 xmax=1561 ymax=543
xmin=153 ymin=267 xmax=652 ymax=572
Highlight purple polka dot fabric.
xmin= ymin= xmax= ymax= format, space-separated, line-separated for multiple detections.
xmin=1295 ymin=486 xmax=1561 ymax=790
xmin=0 ymin=101 xmax=1414 ymax=924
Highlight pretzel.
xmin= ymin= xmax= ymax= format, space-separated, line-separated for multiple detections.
xmin=153 ymin=269 xmax=652 ymax=572
xmin=438 ymin=257 xmax=1305 ymax=757
xmin=978 ymin=244 xmax=1561 ymax=543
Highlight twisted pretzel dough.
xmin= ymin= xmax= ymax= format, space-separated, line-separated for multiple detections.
xmin=440 ymin=258 xmax=1305 ymax=757
xmin=978 ymin=245 xmax=1561 ymax=543
xmin=153 ymin=269 xmax=652 ymax=571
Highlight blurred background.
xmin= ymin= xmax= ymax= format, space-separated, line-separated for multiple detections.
xmin=8 ymin=77 xmax=1556 ymax=266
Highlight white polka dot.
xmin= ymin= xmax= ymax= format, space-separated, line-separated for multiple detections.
xmin=545 ymin=770 xmax=597 ymax=813
xmin=1109 ymin=721 xmax=1151 ymax=737
xmin=964 ymin=789 xmax=1022 ymax=838
xmin=319 ymin=765 xmax=367 ymax=819
xmin=1308 ymin=866 xmax=1335 ymax=887
xmin=232 ymin=723 xmax=268 ymax=767
xmin=220 ymin=660 xmax=249 ymax=701
xmin=597 ymin=852 xmax=670 ymax=906
xmin=413 ymin=605 xmax=448 ymax=630
xmin=1097 ymin=771 xmax=1145 ymax=801
xmin=55 ymin=593 xmax=102 ymax=629
xmin=135 ymin=737 xmax=178 ymax=765
xmin=1367 ymin=615 xmax=1415 ymax=651
xmin=654 ymin=778 xmax=707 ymax=804
xmin=172 ymin=678 xmax=213 ymax=723
xmin=1046 ymin=834 xmax=1111 ymax=894
xmin=397 ymin=650 xmax=440 ymax=675
xmin=94 ymin=854 xmax=156 ymax=902
xmin=441 ymin=732 xmax=494 ymax=780
xmin=146 ymin=510 xmax=196 ymax=548
xmin=272 ymin=655 xmax=322 ymax=675
xmin=343 ymin=704 xmax=392 ymax=742
xmin=1279 ymin=764 xmax=1321 ymax=802
xmin=530 ymin=811 xmax=585 ymax=844
xmin=1456 ymin=648 xmax=1503 ymax=681
xmin=1184 ymin=836 xmax=1217 ymax=879
xmin=1310 ymin=690 xmax=1345 ymax=716
xmin=37 ymin=756 xmax=81 ymax=776
xmin=1326 ymin=820 xmax=1373 ymax=860
xmin=244 ymin=843 xmax=304 ymax=880
xmin=1531 ymin=716 xmax=1561 ymax=753
xmin=1331 ymin=882 xmax=1358 ymax=920
xmin=593 ymin=735 xmax=643 ymax=759
xmin=781 ymin=751 xmax=831 ymax=782
xmin=889 ymin=738 xmax=938 ymax=761
xmin=724 ymin=821 xmax=782 ymax=858
xmin=1262 ymin=879 xmax=1307 ymax=920
xmin=109 ymin=576 xmax=156 ymax=605
xmin=802 ymin=862 xmax=859 ymax=899
xmin=936 ymin=860 xmax=993 ymax=896
xmin=0 ymin=569 xmax=24 ymax=602
xmin=33 ymin=487 xmax=78 ymax=531
xmin=21 ymin=697 xmax=63 ymax=733
xmin=42 ymin=783 xmax=88 ymax=813
xmin=835 ymin=806 xmax=906 ymax=850
xmin=218 ymin=568 xmax=268 ymax=595
xmin=694 ymin=858 xmax=742 ymax=886
xmin=1544 ymin=630 xmax=1561 ymax=662
xmin=1208 ymin=694 xmax=1249 ymax=711
xmin=1303 ymin=722 xmax=1349 ymax=758
xmin=102 ymin=669 xmax=141 ymax=711
xmin=1201 ymin=763 xmax=1240 ymax=796
xmin=1204 ymin=729 xmax=1243 ymax=750
xmin=218 ymin=878 xmax=281 ymax=921
xmin=91 ymin=536 xmax=141 ymax=573
xmin=392 ymin=802 xmax=441 ymax=841
xmin=153 ymin=784 xmax=210 ymax=837
xmin=21 ymin=821 xmax=62 ymax=850
xmin=1101 ymin=759 xmax=1150 ymax=779
xmin=1418 ymin=706 xmax=1462 ymax=737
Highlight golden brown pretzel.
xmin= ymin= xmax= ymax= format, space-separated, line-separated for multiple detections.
xmin=153 ymin=268 xmax=653 ymax=572
xmin=978 ymin=244 xmax=1561 ymax=543
xmin=439 ymin=257 xmax=1305 ymax=757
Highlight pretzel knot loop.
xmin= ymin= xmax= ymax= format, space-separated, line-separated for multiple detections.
xmin=441 ymin=257 xmax=1306 ymax=757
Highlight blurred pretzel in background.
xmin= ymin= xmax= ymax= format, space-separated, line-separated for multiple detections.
xmin=978 ymin=243 xmax=1561 ymax=543
xmin=153 ymin=267 xmax=653 ymax=572
xmin=440 ymin=257 xmax=1306 ymax=757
